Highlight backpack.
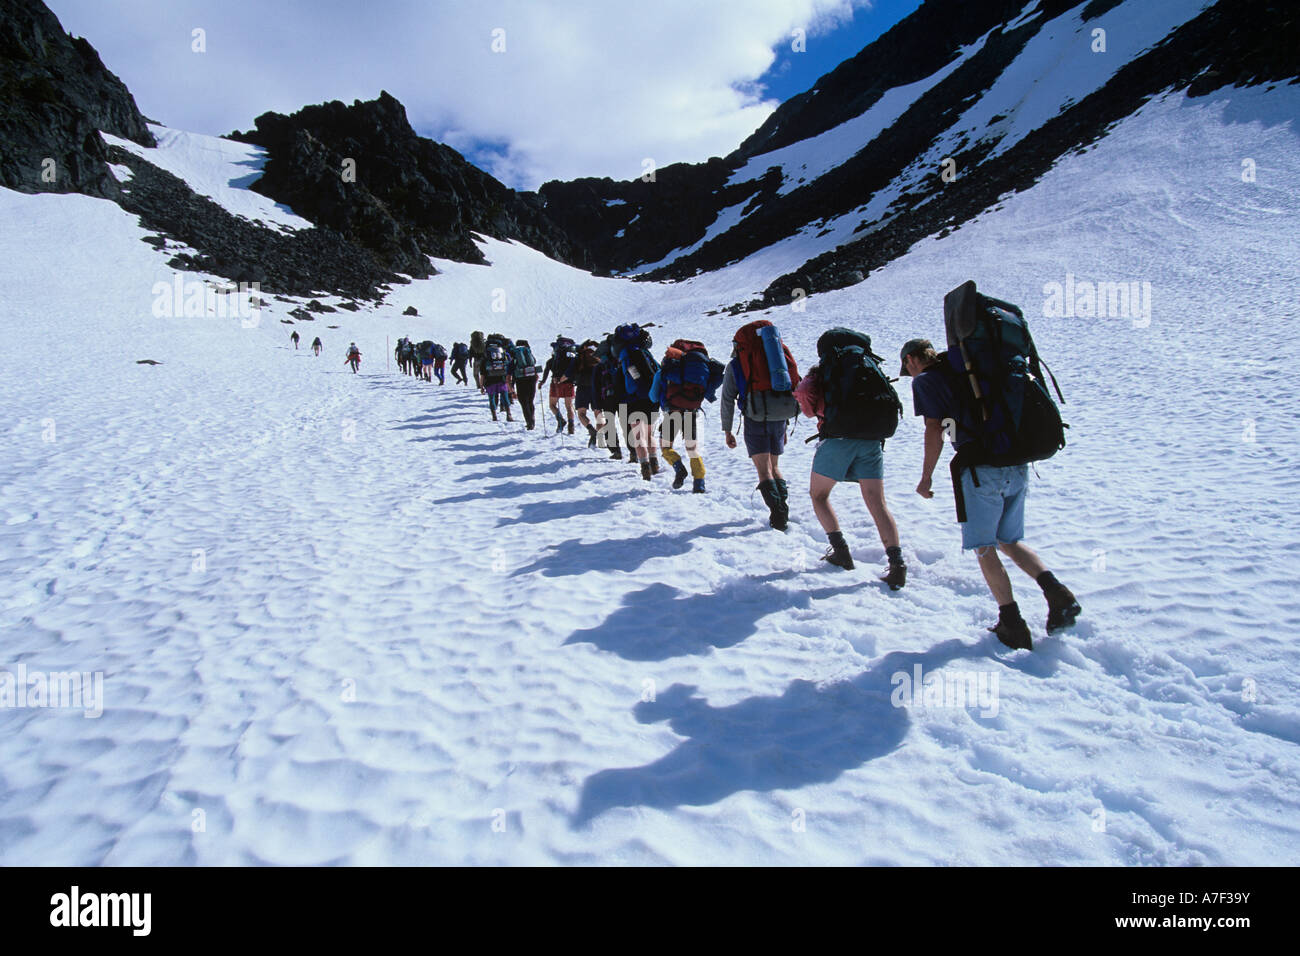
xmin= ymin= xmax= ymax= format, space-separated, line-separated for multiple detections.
xmin=417 ymin=341 xmax=434 ymax=360
xmin=551 ymin=336 xmax=578 ymax=377
xmin=451 ymin=342 xmax=467 ymax=361
xmin=470 ymin=331 xmax=485 ymax=353
xmin=482 ymin=344 xmax=509 ymax=381
xmin=942 ymin=280 xmax=1066 ymax=467
xmin=733 ymin=320 xmax=800 ymax=402
xmin=815 ymin=328 xmax=903 ymax=442
xmin=511 ymin=342 xmax=537 ymax=379
xmin=660 ymin=340 xmax=726 ymax=410
xmin=616 ymin=326 xmax=659 ymax=398
xmin=432 ymin=343 xmax=447 ymax=361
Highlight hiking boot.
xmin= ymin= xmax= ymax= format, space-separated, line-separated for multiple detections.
xmin=820 ymin=532 xmax=853 ymax=570
xmin=758 ymin=480 xmax=786 ymax=531
xmin=491 ymin=410 xmax=498 ymax=422
xmin=989 ymin=603 xmax=1033 ymax=650
xmin=640 ymin=460 xmax=652 ymax=481
xmin=692 ymin=478 xmax=706 ymax=494
xmin=555 ymin=416 xmax=565 ymax=434
xmin=882 ymin=546 xmax=906 ymax=591
xmin=568 ymin=418 xmax=575 ymax=435
xmin=586 ymin=424 xmax=598 ymax=448
xmin=650 ymin=456 xmax=661 ymax=475
xmin=609 ymin=446 xmax=623 ymax=460
xmin=671 ymin=459 xmax=689 ymax=490
xmin=506 ymin=413 xmax=514 ymax=422
xmin=773 ymin=477 xmax=791 ymax=528
xmin=1037 ymin=573 xmax=1081 ymax=633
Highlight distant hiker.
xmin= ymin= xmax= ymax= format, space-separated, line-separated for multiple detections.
xmin=540 ymin=335 xmax=579 ymax=434
xmin=595 ymin=335 xmax=626 ymax=460
xmin=311 ymin=336 xmax=322 ymax=356
xmin=290 ymin=330 xmax=300 ymax=349
xmin=796 ymin=328 xmax=906 ymax=589
xmin=574 ymin=340 xmax=605 ymax=448
xmin=722 ymin=320 xmax=802 ymax=529
xmin=416 ymin=340 xmax=436 ymax=382
xmin=905 ymin=280 xmax=1080 ymax=649
xmin=614 ymin=324 xmax=661 ymax=480
xmin=450 ymin=341 xmax=470 ymax=384
xmin=486 ymin=334 xmax=517 ymax=410
xmin=510 ymin=339 xmax=540 ymax=429
xmin=469 ymin=331 xmax=486 ymax=378
xmin=477 ymin=334 xmax=514 ymax=422
xmin=650 ymin=339 xmax=725 ymax=492
xmin=345 ymin=342 xmax=361 ymax=373
xmin=432 ymin=342 xmax=448 ymax=385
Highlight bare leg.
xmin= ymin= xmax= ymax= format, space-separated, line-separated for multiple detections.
xmin=977 ymin=546 xmax=1014 ymax=605
xmin=858 ymin=479 xmax=900 ymax=549
xmin=809 ymin=472 xmax=839 ymax=534
xmin=999 ymin=540 xmax=1047 ymax=580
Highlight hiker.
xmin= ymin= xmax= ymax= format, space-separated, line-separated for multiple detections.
xmin=311 ymin=337 xmax=322 ymax=356
xmin=432 ymin=343 xmax=448 ymax=385
xmin=469 ymin=331 xmax=486 ymax=379
xmin=450 ymin=342 xmax=470 ymax=384
xmin=796 ymin=328 xmax=907 ymax=589
xmin=477 ymin=334 xmax=514 ymax=422
xmin=416 ymin=340 xmax=435 ymax=381
xmin=509 ymin=339 xmax=540 ymax=430
xmin=721 ymin=320 xmax=802 ymax=529
xmin=574 ymin=340 xmax=605 ymax=448
xmin=394 ymin=338 xmax=405 ymax=373
xmin=650 ymin=339 xmax=725 ymax=492
xmin=290 ymin=330 xmax=300 ymax=349
xmin=905 ymin=281 xmax=1081 ymax=649
xmin=614 ymin=324 xmax=661 ymax=480
xmin=345 ymin=342 xmax=361 ymax=373
xmin=539 ymin=336 xmax=579 ymax=434
xmin=595 ymin=335 xmax=626 ymax=460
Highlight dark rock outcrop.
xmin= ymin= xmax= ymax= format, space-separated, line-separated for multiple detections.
xmin=0 ymin=0 xmax=154 ymax=198
xmin=230 ymin=92 xmax=583 ymax=274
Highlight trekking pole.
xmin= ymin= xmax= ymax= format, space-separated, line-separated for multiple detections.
xmin=387 ymin=336 xmax=390 ymax=372
xmin=957 ymin=339 xmax=990 ymax=422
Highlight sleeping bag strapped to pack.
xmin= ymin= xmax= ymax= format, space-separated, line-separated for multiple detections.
xmin=511 ymin=340 xmax=537 ymax=379
xmin=942 ymin=280 xmax=1066 ymax=467
xmin=660 ymin=340 xmax=726 ymax=410
xmin=733 ymin=320 xmax=799 ymax=402
xmin=815 ymin=327 xmax=903 ymax=442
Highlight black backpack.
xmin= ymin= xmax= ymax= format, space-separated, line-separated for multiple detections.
xmin=483 ymin=344 xmax=508 ymax=380
xmin=943 ymin=280 xmax=1066 ymax=467
xmin=432 ymin=343 xmax=447 ymax=360
xmin=815 ymin=328 xmax=903 ymax=441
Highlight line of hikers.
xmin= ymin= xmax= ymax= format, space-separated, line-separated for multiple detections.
xmin=394 ymin=336 xmax=463 ymax=384
xmin=388 ymin=281 xmax=1081 ymax=650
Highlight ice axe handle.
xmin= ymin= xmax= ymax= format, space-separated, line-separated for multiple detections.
xmin=958 ymin=340 xmax=990 ymax=422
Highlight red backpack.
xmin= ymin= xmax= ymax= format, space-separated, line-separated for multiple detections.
xmin=734 ymin=320 xmax=800 ymax=395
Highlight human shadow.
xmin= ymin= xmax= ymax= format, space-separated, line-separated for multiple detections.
xmin=563 ymin=571 xmax=860 ymax=661
xmin=441 ymin=440 xmax=517 ymax=454
xmin=572 ymin=638 xmax=987 ymax=825
xmin=434 ymin=474 xmax=595 ymax=504
xmin=497 ymin=490 xmax=642 ymax=527
xmin=515 ymin=521 xmax=755 ymax=578
xmin=458 ymin=452 xmax=522 ymax=466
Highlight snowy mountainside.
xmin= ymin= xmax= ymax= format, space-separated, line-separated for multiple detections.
xmin=2 ymin=79 xmax=1299 ymax=865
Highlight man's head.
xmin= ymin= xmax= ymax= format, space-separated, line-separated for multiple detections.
xmin=899 ymin=338 xmax=937 ymax=377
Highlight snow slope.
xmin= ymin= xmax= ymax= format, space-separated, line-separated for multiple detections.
xmin=2 ymin=83 xmax=1298 ymax=865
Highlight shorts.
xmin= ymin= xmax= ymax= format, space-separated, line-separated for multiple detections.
xmin=960 ymin=464 xmax=1028 ymax=550
xmin=659 ymin=408 xmax=699 ymax=445
xmin=624 ymin=398 xmax=658 ymax=428
xmin=742 ymin=418 xmax=787 ymax=456
xmin=576 ymin=385 xmax=597 ymax=409
xmin=484 ymin=381 xmax=509 ymax=395
xmin=421 ymin=358 xmax=433 ymax=367
xmin=549 ymin=381 xmax=575 ymax=400
xmin=812 ymin=437 xmax=884 ymax=482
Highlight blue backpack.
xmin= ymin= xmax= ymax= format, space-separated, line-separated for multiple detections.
xmin=658 ymin=340 xmax=725 ymax=410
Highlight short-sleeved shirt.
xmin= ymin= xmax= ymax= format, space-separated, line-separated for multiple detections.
xmin=911 ymin=365 xmax=972 ymax=449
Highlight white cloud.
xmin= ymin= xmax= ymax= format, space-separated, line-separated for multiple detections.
xmin=46 ymin=0 xmax=871 ymax=189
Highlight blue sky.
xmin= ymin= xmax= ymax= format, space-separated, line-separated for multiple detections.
xmin=46 ymin=0 xmax=923 ymax=190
